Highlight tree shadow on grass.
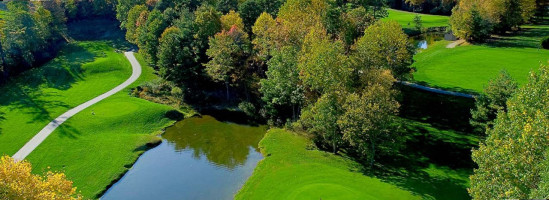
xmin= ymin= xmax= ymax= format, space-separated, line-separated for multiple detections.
xmin=484 ymin=25 xmax=549 ymax=49
xmin=0 ymin=44 xmax=99 ymax=125
xmin=367 ymin=120 xmax=478 ymax=200
xmin=397 ymin=85 xmax=476 ymax=133
xmin=56 ymin=121 xmax=81 ymax=139
xmin=67 ymin=18 xmax=136 ymax=51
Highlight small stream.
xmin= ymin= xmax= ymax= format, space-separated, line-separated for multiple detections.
xmin=101 ymin=115 xmax=267 ymax=200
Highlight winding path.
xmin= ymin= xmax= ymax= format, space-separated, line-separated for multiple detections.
xmin=397 ymin=81 xmax=476 ymax=99
xmin=12 ymin=52 xmax=141 ymax=161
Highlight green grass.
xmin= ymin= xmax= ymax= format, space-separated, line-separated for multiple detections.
xmin=236 ymin=129 xmax=420 ymax=200
xmin=385 ymin=9 xmax=449 ymax=29
xmin=412 ymin=25 xmax=549 ymax=93
xmin=0 ymin=41 xmax=184 ymax=198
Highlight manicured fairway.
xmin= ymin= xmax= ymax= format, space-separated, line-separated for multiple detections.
xmin=385 ymin=9 xmax=449 ymax=29
xmin=0 ymin=41 xmax=185 ymax=198
xmin=25 ymin=53 xmax=188 ymax=198
xmin=0 ymin=42 xmax=133 ymax=156
xmin=412 ymin=25 xmax=549 ymax=92
xmin=235 ymin=129 xmax=420 ymax=200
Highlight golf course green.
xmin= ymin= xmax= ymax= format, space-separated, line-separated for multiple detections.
xmin=385 ymin=9 xmax=449 ymax=29
xmin=412 ymin=25 xmax=549 ymax=93
xmin=235 ymin=129 xmax=420 ymax=200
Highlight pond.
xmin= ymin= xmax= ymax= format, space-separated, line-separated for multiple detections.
xmin=411 ymin=32 xmax=445 ymax=50
xmin=101 ymin=115 xmax=267 ymax=200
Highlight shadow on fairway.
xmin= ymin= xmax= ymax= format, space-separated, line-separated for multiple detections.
xmin=485 ymin=25 xmax=549 ymax=49
xmin=0 ymin=44 xmax=98 ymax=124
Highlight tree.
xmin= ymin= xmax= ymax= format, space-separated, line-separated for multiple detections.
xmin=340 ymin=6 xmax=375 ymax=46
xmin=204 ymin=26 xmax=251 ymax=100
xmin=300 ymin=92 xmax=345 ymax=153
xmin=413 ymin=14 xmax=423 ymax=33
xmin=125 ymin=5 xmax=148 ymax=44
xmin=260 ymin=46 xmax=304 ymax=121
xmin=238 ymin=0 xmax=262 ymax=31
xmin=469 ymin=64 xmax=549 ymax=199
xmin=450 ymin=2 xmax=492 ymax=42
xmin=353 ymin=20 xmax=414 ymax=78
xmin=216 ymin=0 xmax=238 ymax=14
xmin=2 ymin=2 xmax=39 ymax=71
xmin=220 ymin=10 xmax=244 ymax=31
xmin=298 ymin=28 xmax=352 ymax=95
xmin=157 ymin=26 xmax=198 ymax=86
xmin=470 ymin=70 xmax=518 ymax=133
xmin=193 ymin=5 xmax=222 ymax=58
xmin=32 ymin=5 xmax=55 ymax=48
xmin=0 ymin=156 xmax=82 ymax=200
xmin=251 ymin=12 xmax=280 ymax=60
xmin=116 ymin=0 xmax=146 ymax=29
xmin=338 ymin=74 xmax=400 ymax=166
xmin=137 ymin=10 xmax=167 ymax=65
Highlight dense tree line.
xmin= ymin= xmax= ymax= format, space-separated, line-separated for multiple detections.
xmin=0 ymin=0 xmax=116 ymax=83
xmin=389 ymin=0 xmax=456 ymax=15
xmin=450 ymin=0 xmax=538 ymax=42
xmin=119 ymin=0 xmax=413 ymax=164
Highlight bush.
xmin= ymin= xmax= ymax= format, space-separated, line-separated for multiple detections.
xmin=542 ymin=36 xmax=549 ymax=49
xmin=238 ymin=101 xmax=256 ymax=117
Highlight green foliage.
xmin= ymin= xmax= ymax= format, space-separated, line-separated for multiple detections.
xmin=116 ymin=0 xmax=145 ymax=29
xmin=2 ymin=1 xmax=39 ymax=69
xmin=204 ymin=26 xmax=250 ymax=99
xmin=413 ymin=14 xmax=422 ymax=32
xmin=469 ymin=64 xmax=549 ymax=199
xmin=193 ymin=5 xmax=222 ymax=56
xmin=260 ymin=46 xmax=304 ymax=121
xmin=137 ymin=10 xmax=167 ymax=65
xmin=220 ymin=10 xmax=244 ymax=31
xmin=470 ymin=70 xmax=518 ymax=133
xmin=298 ymin=28 xmax=351 ymax=94
xmin=301 ymin=92 xmax=345 ymax=153
xmin=216 ymin=0 xmax=238 ymax=14
xmin=238 ymin=101 xmax=257 ymax=117
xmin=450 ymin=2 xmax=492 ymax=42
xmin=157 ymin=26 xmax=198 ymax=86
xmin=353 ymin=20 xmax=414 ymax=78
xmin=125 ymin=4 xmax=148 ymax=44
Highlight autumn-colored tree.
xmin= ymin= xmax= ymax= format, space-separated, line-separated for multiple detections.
xmin=116 ymin=0 xmax=146 ymax=29
xmin=137 ymin=9 xmax=167 ymax=65
xmin=125 ymin=5 xmax=148 ymax=44
xmin=193 ymin=5 xmax=222 ymax=58
xmin=204 ymin=26 xmax=251 ymax=100
xmin=0 ymin=156 xmax=82 ymax=200
xmin=353 ymin=20 xmax=414 ymax=78
xmin=220 ymin=10 xmax=244 ymax=31
xmin=469 ymin=64 xmax=549 ymax=199
xmin=157 ymin=26 xmax=198 ymax=86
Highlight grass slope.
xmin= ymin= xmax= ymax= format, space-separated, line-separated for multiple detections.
xmin=26 ymin=53 xmax=184 ymax=199
xmin=412 ymin=25 xmax=549 ymax=93
xmin=236 ymin=129 xmax=420 ymax=200
xmin=0 ymin=41 xmax=132 ymax=155
xmin=0 ymin=40 xmax=183 ymax=198
xmin=385 ymin=9 xmax=449 ymax=29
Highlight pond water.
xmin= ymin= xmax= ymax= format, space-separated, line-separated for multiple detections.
xmin=411 ymin=32 xmax=445 ymax=50
xmin=101 ymin=115 xmax=267 ymax=200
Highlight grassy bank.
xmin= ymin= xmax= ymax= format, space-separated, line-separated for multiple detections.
xmin=26 ymin=52 xmax=183 ymax=198
xmin=412 ymin=25 xmax=549 ymax=93
xmin=0 ymin=41 xmax=133 ymax=155
xmin=235 ymin=129 xmax=420 ymax=200
xmin=0 ymin=40 xmax=187 ymax=198
xmin=385 ymin=9 xmax=449 ymax=30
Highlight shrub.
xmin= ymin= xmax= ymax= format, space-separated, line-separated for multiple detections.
xmin=238 ymin=101 xmax=256 ymax=117
xmin=542 ymin=36 xmax=549 ymax=49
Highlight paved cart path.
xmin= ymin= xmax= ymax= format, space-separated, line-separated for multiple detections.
xmin=12 ymin=52 xmax=141 ymax=161
xmin=398 ymin=81 xmax=476 ymax=99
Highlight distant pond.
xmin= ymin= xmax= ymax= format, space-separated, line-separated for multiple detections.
xmin=411 ymin=32 xmax=445 ymax=50
xmin=101 ymin=115 xmax=267 ymax=200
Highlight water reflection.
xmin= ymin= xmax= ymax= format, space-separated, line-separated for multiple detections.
xmin=163 ymin=115 xmax=266 ymax=169
xmin=101 ymin=115 xmax=267 ymax=200
xmin=411 ymin=32 xmax=444 ymax=50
